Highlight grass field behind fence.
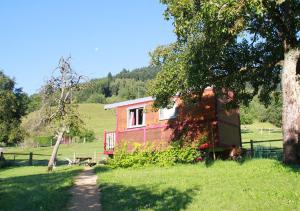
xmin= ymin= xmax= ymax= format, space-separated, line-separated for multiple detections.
xmin=241 ymin=121 xmax=283 ymax=149
xmin=4 ymin=141 xmax=106 ymax=166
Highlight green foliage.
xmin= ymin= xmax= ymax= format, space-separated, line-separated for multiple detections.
xmin=150 ymin=0 xmax=298 ymax=109
xmin=33 ymin=136 xmax=54 ymax=147
xmin=75 ymin=66 xmax=159 ymax=104
xmin=27 ymin=93 xmax=42 ymax=113
xmin=115 ymin=66 xmax=160 ymax=81
xmin=0 ymin=71 xmax=28 ymax=144
xmin=259 ymin=92 xmax=282 ymax=127
xmin=108 ymin=142 xmax=201 ymax=168
xmin=80 ymin=129 xmax=95 ymax=142
xmin=240 ymin=105 xmax=254 ymax=125
xmin=86 ymin=93 xmax=106 ymax=103
xmin=240 ymin=93 xmax=282 ymax=127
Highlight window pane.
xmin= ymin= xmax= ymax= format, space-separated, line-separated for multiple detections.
xmin=138 ymin=108 xmax=143 ymax=125
xmin=129 ymin=109 xmax=136 ymax=126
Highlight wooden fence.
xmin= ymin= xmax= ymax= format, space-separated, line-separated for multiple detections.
xmin=1 ymin=150 xmax=102 ymax=167
xmin=1 ymin=151 xmax=34 ymax=166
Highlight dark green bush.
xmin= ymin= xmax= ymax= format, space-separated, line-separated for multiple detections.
xmin=69 ymin=128 xmax=96 ymax=142
xmin=33 ymin=136 xmax=54 ymax=147
xmin=78 ymin=129 xmax=95 ymax=142
xmin=108 ymin=142 xmax=202 ymax=168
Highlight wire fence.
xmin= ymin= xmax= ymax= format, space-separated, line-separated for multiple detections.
xmin=243 ymin=139 xmax=283 ymax=160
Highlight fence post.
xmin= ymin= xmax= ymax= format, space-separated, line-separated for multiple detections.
xmin=0 ymin=152 xmax=3 ymax=160
xmin=29 ymin=152 xmax=33 ymax=165
xmin=250 ymin=140 xmax=254 ymax=158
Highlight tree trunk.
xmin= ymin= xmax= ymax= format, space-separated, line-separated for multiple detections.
xmin=282 ymin=48 xmax=300 ymax=164
xmin=47 ymin=129 xmax=65 ymax=171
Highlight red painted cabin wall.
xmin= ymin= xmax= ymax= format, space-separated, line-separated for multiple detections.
xmin=112 ymin=88 xmax=236 ymax=151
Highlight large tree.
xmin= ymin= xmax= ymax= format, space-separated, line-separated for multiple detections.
xmin=0 ymin=71 xmax=28 ymax=145
xmin=149 ymin=0 xmax=300 ymax=163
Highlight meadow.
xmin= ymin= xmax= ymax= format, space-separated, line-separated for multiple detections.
xmin=0 ymin=166 xmax=82 ymax=211
xmin=96 ymin=159 xmax=300 ymax=210
xmin=22 ymin=103 xmax=116 ymax=140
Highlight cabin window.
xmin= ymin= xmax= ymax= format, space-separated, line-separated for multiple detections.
xmin=127 ymin=107 xmax=145 ymax=128
xmin=159 ymin=103 xmax=177 ymax=120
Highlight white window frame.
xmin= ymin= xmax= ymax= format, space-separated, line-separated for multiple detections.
xmin=159 ymin=103 xmax=177 ymax=120
xmin=127 ymin=105 xmax=146 ymax=128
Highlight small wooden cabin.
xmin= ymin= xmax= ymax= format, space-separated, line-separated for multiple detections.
xmin=103 ymin=87 xmax=242 ymax=155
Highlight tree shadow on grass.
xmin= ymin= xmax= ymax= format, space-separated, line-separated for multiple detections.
xmin=100 ymin=182 xmax=197 ymax=211
xmin=0 ymin=168 xmax=81 ymax=211
xmin=280 ymin=163 xmax=300 ymax=174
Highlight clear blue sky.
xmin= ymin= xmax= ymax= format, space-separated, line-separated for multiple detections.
xmin=0 ymin=1 xmax=175 ymax=94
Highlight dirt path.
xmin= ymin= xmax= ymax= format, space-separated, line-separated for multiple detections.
xmin=67 ymin=167 xmax=101 ymax=211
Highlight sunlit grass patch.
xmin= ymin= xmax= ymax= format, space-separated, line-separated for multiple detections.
xmin=96 ymin=160 xmax=300 ymax=210
xmin=0 ymin=166 xmax=82 ymax=211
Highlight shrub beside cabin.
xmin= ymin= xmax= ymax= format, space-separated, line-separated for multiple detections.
xmin=103 ymin=87 xmax=242 ymax=155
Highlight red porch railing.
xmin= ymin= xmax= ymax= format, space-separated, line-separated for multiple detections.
xmin=104 ymin=131 xmax=116 ymax=154
xmin=103 ymin=125 xmax=171 ymax=154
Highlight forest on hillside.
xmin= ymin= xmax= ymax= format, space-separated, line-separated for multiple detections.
xmin=28 ymin=66 xmax=160 ymax=113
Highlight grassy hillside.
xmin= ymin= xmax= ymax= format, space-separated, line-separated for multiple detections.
xmin=22 ymin=103 xmax=116 ymax=140
xmin=77 ymin=104 xmax=116 ymax=139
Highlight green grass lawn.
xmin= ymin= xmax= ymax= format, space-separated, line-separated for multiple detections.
xmin=0 ymin=165 xmax=82 ymax=211
xmin=96 ymin=159 xmax=300 ymax=210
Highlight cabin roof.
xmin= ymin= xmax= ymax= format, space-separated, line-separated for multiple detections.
xmin=104 ymin=87 xmax=214 ymax=110
xmin=104 ymin=96 xmax=154 ymax=110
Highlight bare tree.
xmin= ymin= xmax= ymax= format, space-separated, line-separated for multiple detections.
xmin=39 ymin=57 xmax=84 ymax=171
